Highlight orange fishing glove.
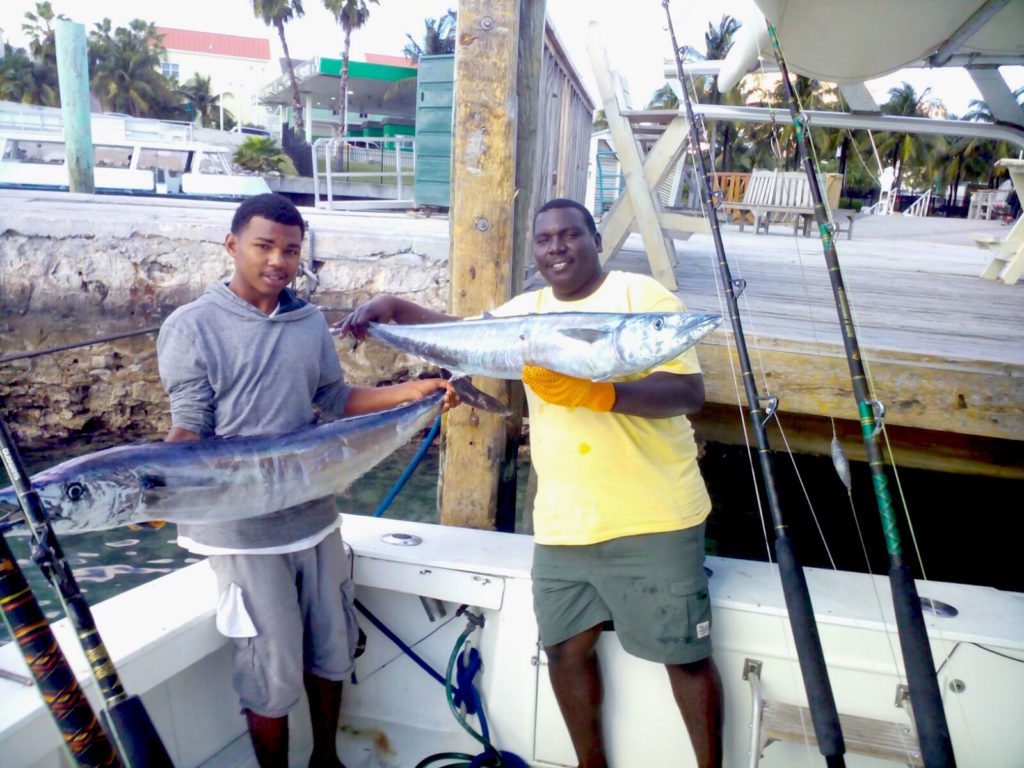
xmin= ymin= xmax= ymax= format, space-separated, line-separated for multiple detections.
xmin=521 ymin=365 xmax=616 ymax=411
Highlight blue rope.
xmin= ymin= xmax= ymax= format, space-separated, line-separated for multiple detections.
xmin=374 ymin=414 xmax=442 ymax=517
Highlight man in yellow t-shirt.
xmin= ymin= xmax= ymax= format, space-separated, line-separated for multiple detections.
xmin=341 ymin=198 xmax=723 ymax=768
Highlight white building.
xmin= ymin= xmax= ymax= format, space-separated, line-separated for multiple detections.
xmin=155 ymin=27 xmax=274 ymax=129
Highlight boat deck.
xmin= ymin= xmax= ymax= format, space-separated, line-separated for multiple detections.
xmin=582 ymin=214 xmax=1023 ymax=477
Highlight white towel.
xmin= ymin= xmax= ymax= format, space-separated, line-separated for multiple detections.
xmin=215 ymin=582 xmax=258 ymax=638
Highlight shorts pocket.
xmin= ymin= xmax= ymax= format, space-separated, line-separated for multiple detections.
xmin=339 ymin=575 xmax=364 ymax=658
xmin=233 ymin=636 xmax=270 ymax=712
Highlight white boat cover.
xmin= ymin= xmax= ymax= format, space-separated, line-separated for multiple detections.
xmin=720 ymin=0 xmax=1024 ymax=87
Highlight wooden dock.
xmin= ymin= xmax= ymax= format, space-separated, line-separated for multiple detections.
xmin=589 ymin=214 xmax=1023 ymax=478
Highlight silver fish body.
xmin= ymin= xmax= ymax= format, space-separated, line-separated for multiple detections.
xmin=0 ymin=393 xmax=443 ymax=535
xmin=366 ymin=311 xmax=722 ymax=381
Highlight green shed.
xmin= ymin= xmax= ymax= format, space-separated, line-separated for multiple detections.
xmin=414 ymin=55 xmax=454 ymax=207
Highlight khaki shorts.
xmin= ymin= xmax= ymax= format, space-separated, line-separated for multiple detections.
xmin=208 ymin=533 xmax=360 ymax=718
xmin=532 ymin=526 xmax=712 ymax=665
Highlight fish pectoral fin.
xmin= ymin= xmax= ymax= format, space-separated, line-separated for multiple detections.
xmin=556 ymin=328 xmax=610 ymax=344
xmin=450 ymin=377 xmax=512 ymax=417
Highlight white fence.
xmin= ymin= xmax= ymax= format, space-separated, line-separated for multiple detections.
xmin=311 ymin=136 xmax=416 ymax=210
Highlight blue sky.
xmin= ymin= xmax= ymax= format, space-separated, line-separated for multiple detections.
xmin=1 ymin=0 xmax=1021 ymax=117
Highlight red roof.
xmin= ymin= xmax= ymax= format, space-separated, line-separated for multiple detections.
xmin=365 ymin=52 xmax=418 ymax=68
xmin=155 ymin=27 xmax=271 ymax=61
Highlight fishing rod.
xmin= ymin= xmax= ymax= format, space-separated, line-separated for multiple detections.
xmin=0 ymin=306 xmax=355 ymax=366
xmin=0 ymin=528 xmax=121 ymax=767
xmin=0 ymin=412 xmax=174 ymax=768
xmin=763 ymin=23 xmax=956 ymax=768
xmin=661 ymin=3 xmax=846 ymax=765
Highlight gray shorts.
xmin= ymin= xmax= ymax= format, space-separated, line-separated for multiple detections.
xmin=208 ymin=533 xmax=360 ymax=717
xmin=532 ymin=526 xmax=712 ymax=665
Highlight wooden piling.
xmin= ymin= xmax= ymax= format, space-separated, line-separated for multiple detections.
xmin=439 ymin=0 xmax=526 ymax=530
xmin=54 ymin=20 xmax=94 ymax=194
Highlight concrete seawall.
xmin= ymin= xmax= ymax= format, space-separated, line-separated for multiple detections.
xmin=0 ymin=190 xmax=453 ymax=448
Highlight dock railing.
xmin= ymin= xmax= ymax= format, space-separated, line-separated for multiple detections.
xmin=311 ymin=136 xmax=416 ymax=210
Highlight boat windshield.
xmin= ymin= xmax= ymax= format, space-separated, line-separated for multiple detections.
xmin=137 ymin=148 xmax=190 ymax=174
xmin=197 ymin=151 xmax=231 ymax=175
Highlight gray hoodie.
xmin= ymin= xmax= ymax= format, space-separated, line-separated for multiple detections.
xmin=157 ymin=283 xmax=350 ymax=549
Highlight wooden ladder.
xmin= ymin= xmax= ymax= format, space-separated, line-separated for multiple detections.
xmin=744 ymin=658 xmax=924 ymax=767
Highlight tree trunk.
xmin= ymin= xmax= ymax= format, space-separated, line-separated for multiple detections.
xmin=340 ymin=28 xmax=352 ymax=136
xmin=277 ymin=19 xmax=305 ymax=138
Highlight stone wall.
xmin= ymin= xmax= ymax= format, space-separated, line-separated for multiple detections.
xmin=0 ymin=198 xmax=452 ymax=450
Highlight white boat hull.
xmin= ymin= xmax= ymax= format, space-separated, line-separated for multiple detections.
xmin=2 ymin=514 xmax=1022 ymax=767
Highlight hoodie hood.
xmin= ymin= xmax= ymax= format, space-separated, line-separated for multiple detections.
xmin=201 ymin=283 xmax=319 ymax=322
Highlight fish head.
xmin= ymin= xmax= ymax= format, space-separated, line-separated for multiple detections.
xmin=614 ymin=312 xmax=722 ymax=371
xmin=1 ymin=454 xmax=142 ymax=535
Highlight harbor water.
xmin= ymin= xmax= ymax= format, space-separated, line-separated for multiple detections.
xmin=2 ymin=427 xmax=1020 ymax=646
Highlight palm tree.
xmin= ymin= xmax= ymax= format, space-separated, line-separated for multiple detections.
xmin=177 ymin=74 xmax=234 ymax=128
xmin=677 ymin=15 xmax=741 ymax=168
xmin=88 ymin=19 xmax=178 ymax=117
xmin=323 ymin=0 xmax=379 ymax=136
xmin=0 ymin=44 xmax=60 ymax=106
xmin=403 ymin=10 xmax=457 ymax=63
xmin=22 ymin=2 xmax=66 ymax=65
xmin=234 ymin=136 xmax=297 ymax=175
xmin=877 ymin=82 xmax=943 ymax=200
xmin=251 ymin=0 xmax=306 ymax=135
xmin=646 ymin=83 xmax=679 ymax=110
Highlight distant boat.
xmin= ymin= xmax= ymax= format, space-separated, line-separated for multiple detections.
xmin=0 ymin=130 xmax=271 ymax=200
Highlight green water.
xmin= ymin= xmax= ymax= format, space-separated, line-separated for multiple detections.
xmin=3 ymin=433 xmax=1021 ymax=646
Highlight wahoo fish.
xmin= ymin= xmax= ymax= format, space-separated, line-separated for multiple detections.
xmin=0 ymin=393 xmax=445 ymax=535
xmin=362 ymin=311 xmax=722 ymax=381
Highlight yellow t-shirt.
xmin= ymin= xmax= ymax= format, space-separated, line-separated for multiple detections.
xmin=493 ymin=270 xmax=712 ymax=545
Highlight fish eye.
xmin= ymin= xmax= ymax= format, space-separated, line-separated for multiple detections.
xmin=653 ymin=317 xmax=664 ymax=330
xmin=65 ymin=482 xmax=86 ymax=502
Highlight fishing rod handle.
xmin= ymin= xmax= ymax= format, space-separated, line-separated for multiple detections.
xmin=0 ymin=532 xmax=122 ymax=767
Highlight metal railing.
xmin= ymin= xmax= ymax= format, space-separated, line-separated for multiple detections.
xmin=311 ymin=136 xmax=416 ymax=210
xmin=903 ymin=189 xmax=932 ymax=217
xmin=0 ymin=102 xmax=194 ymax=142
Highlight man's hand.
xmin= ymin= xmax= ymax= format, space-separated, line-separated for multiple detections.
xmin=522 ymin=365 xmax=616 ymax=412
xmin=335 ymin=296 xmax=398 ymax=340
xmin=401 ymin=378 xmax=461 ymax=413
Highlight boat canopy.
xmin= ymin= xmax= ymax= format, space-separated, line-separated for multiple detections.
xmin=750 ymin=0 xmax=1024 ymax=83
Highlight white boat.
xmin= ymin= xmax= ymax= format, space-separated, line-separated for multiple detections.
xmin=1 ymin=3 xmax=1023 ymax=766
xmin=0 ymin=131 xmax=271 ymax=200
xmin=0 ymin=513 xmax=1021 ymax=767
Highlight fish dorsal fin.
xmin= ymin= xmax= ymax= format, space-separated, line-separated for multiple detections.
xmin=557 ymin=328 xmax=609 ymax=344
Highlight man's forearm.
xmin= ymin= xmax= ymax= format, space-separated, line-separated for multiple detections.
xmin=611 ymin=373 xmax=705 ymax=418
xmin=391 ymin=297 xmax=459 ymax=325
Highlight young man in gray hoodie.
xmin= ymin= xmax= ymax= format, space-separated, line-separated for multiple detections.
xmin=157 ymin=194 xmax=458 ymax=768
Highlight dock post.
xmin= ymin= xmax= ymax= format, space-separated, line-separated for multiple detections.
xmin=441 ymin=0 xmax=532 ymax=530
xmin=54 ymin=19 xmax=94 ymax=194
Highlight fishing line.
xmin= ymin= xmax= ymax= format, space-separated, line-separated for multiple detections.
xmin=678 ymin=57 xmax=775 ymax=560
xmin=749 ymin=23 xmax=909 ymax=674
xmin=665 ymin=9 xmax=849 ymax=765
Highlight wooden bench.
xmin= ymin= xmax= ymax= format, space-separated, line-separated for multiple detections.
xmin=719 ymin=169 xmax=776 ymax=232
xmin=721 ymin=170 xmax=854 ymax=238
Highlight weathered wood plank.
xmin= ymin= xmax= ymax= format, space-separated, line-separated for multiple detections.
xmin=441 ymin=0 xmax=522 ymax=530
xmin=586 ymin=23 xmax=677 ymax=289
